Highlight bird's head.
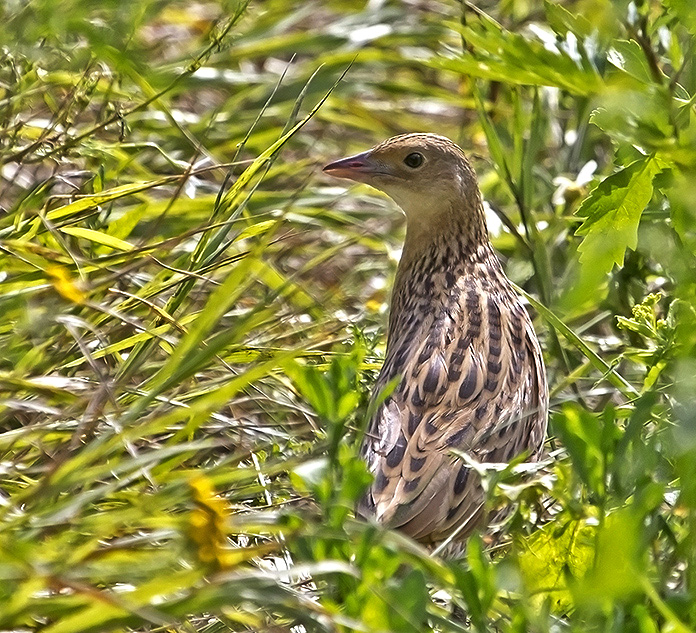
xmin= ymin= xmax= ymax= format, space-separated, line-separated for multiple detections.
xmin=323 ymin=133 xmax=482 ymax=232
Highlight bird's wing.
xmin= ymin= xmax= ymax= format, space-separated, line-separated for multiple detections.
xmin=359 ymin=284 xmax=546 ymax=542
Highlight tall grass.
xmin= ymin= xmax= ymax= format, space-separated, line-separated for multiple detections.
xmin=1 ymin=1 xmax=695 ymax=631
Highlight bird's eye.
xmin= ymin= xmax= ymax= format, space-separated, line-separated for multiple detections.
xmin=403 ymin=152 xmax=424 ymax=168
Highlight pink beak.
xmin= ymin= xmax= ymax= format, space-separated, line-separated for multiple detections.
xmin=323 ymin=150 xmax=390 ymax=183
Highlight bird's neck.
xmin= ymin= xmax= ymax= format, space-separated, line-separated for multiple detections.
xmin=398 ymin=199 xmax=492 ymax=275
xmin=387 ymin=200 xmax=500 ymax=337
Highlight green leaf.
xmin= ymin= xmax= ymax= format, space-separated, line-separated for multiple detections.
xmin=545 ymin=0 xmax=620 ymax=41
xmin=664 ymin=0 xmax=696 ymax=35
xmin=46 ymin=178 xmax=179 ymax=223
xmin=607 ymin=40 xmax=658 ymax=84
xmin=471 ymin=82 xmax=513 ymax=187
xmin=544 ymin=1 xmax=594 ymax=38
xmin=437 ymin=15 xmax=603 ymax=96
xmin=576 ymin=157 xmax=662 ymax=271
xmin=286 ymin=360 xmax=335 ymax=421
xmin=552 ymin=404 xmax=606 ymax=496
xmin=573 ymin=508 xmax=646 ymax=606
xmin=516 ymin=518 xmax=594 ymax=613
xmin=59 ymin=226 xmax=134 ymax=251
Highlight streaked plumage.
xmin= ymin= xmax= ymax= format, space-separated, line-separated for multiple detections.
xmin=323 ymin=133 xmax=548 ymax=546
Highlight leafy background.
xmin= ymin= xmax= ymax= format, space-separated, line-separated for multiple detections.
xmin=1 ymin=0 xmax=695 ymax=631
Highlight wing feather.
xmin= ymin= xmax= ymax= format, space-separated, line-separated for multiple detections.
xmin=359 ymin=278 xmax=547 ymax=543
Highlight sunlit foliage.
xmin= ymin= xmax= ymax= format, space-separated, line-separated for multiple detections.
xmin=1 ymin=1 xmax=695 ymax=631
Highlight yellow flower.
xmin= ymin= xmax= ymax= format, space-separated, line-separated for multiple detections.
xmin=188 ymin=476 xmax=229 ymax=568
xmin=47 ymin=265 xmax=85 ymax=304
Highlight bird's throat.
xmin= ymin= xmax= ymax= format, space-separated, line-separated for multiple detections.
xmin=400 ymin=200 xmax=489 ymax=269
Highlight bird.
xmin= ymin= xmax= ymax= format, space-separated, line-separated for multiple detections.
xmin=323 ymin=133 xmax=548 ymax=548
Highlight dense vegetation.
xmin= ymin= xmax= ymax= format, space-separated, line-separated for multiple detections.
xmin=1 ymin=0 xmax=695 ymax=631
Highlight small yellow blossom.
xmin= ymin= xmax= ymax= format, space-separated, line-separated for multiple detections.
xmin=47 ymin=265 xmax=85 ymax=304
xmin=188 ymin=475 xmax=230 ymax=568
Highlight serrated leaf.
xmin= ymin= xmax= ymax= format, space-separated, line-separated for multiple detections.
xmin=544 ymin=1 xmax=594 ymax=38
xmin=576 ymin=157 xmax=661 ymax=270
xmin=607 ymin=40 xmax=658 ymax=84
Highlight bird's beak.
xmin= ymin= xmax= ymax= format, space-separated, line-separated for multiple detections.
xmin=322 ymin=150 xmax=391 ymax=183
